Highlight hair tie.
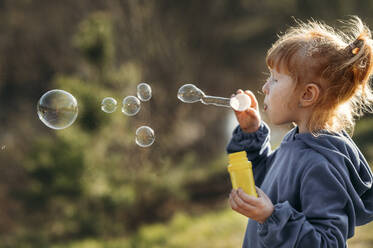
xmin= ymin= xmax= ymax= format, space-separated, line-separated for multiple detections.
xmin=348 ymin=39 xmax=364 ymax=55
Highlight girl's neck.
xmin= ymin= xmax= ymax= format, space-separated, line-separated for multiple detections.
xmin=294 ymin=115 xmax=311 ymax=133
xmin=297 ymin=124 xmax=309 ymax=133
xmin=294 ymin=106 xmax=313 ymax=133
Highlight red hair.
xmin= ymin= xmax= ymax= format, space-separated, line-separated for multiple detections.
xmin=266 ymin=16 xmax=373 ymax=134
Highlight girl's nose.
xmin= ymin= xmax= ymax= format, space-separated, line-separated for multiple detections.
xmin=262 ymin=81 xmax=269 ymax=95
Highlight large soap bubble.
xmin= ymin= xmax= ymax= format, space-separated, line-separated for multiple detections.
xmin=37 ymin=89 xmax=78 ymax=130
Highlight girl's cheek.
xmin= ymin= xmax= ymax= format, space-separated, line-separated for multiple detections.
xmin=267 ymin=83 xmax=274 ymax=95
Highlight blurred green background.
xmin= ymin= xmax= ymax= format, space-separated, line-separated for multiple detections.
xmin=0 ymin=0 xmax=372 ymax=247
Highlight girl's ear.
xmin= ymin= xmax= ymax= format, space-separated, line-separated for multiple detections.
xmin=299 ymin=83 xmax=320 ymax=107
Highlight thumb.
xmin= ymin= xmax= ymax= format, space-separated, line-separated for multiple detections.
xmin=245 ymin=107 xmax=260 ymax=118
xmin=255 ymin=186 xmax=268 ymax=199
xmin=244 ymin=90 xmax=258 ymax=110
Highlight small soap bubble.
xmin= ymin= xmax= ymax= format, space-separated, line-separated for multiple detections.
xmin=1 ymin=145 xmax=5 ymax=150
xmin=101 ymin=97 xmax=117 ymax=113
xmin=135 ymin=126 xmax=155 ymax=147
xmin=37 ymin=89 xmax=78 ymax=130
xmin=122 ymin=96 xmax=141 ymax=116
xmin=137 ymin=83 xmax=152 ymax=101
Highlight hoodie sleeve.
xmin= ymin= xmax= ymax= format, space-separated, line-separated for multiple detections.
xmin=257 ymin=160 xmax=349 ymax=248
xmin=226 ymin=122 xmax=272 ymax=186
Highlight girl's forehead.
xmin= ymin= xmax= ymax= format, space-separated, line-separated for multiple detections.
xmin=269 ymin=69 xmax=277 ymax=76
xmin=269 ymin=60 xmax=291 ymax=75
xmin=269 ymin=67 xmax=296 ymax=84
xmin=269 ymin=67 xmax=286 ymax=77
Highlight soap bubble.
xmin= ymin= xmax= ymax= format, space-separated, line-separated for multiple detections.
xmin=135 ymin=126 xmax=155 ymax=147
xmin=101 ymin=97 xmax=117 ymax=113
xmin=230 ymin=93 xmax=251 ymax=111
xmin=137 ymin=83 xmax=152 ymax=101
xmin=122 ymin=96 xmax=141 ymax=116
xmin=37 ymin=89 xmax=78 ymax=130
xmin=177 ymin=84 xmax=204 ymax=103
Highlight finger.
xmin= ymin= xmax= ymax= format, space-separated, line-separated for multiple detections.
xmin=232 ymin=189 xmax=257 ymax=211
xmin=229 ymin=192 xmax=239 ymax=209
xmin=234 ymin=110 xmax=242 ymax=118
xmin=244 ymin=108 xmax=260 ymax=119
xmin=244 ymin=90 xmax=259 ymax=110
xmin=230 ymin=191 xmax=256 ymax=217
xmin=237 ymin=188 xmax=261 ymax=207
xmin=235 ymin=108 xmax=250 ymax=116
xmin=234 ymin=108 xmax=252 ymax=119
xmin=229 ymin=195 xmax=248 ymax=217
xmin=240 ymin=109 xmax=261 ymax=126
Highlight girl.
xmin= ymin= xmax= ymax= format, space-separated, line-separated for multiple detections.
xmin=227 ymin=17 xmax=373 ymax=248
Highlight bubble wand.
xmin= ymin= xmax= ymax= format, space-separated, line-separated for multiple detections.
xmin=177 ymin=84 xmax=251 ymax=111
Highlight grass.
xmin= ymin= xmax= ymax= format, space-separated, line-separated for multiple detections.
xmin=348 ymin=223 xmax=373 ymax=248
xmin=132 ymin=207 xmax=246 ymax=248
xmin=51 ymin=206 xmax=246 ymax=248
xmin=49 ymin=205 xmax=373 ymax=248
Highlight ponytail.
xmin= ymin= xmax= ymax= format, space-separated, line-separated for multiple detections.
xmin=321 ymin=17 xmax=373 ymax=133
xmin=340 ymin=17 xmax=373 ymax=90
xmin=339 ymin=17 xmax=373 ymax=120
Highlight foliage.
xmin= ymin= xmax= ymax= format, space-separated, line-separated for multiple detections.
xmin=353 ymin=116 xmax=373 ymax=163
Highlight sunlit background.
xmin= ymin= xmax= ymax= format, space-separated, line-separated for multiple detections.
xmin=0 ymin=1 xmax=372 ymax=247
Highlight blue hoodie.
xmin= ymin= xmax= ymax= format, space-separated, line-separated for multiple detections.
xmin=226 ymin=122 xmax=373 ymax=248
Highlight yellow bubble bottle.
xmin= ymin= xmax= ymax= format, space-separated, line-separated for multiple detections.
xmin=228 ymin=151 xmax=258 ymax=197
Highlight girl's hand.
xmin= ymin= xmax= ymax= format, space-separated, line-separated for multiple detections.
xmin=229 ymin=187 xmax=274 ymax=224
xmin=233 ymin=90 xmax=261 ymax=133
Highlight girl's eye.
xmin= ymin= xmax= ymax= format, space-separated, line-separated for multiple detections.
xmin=269 ymin=74 xmax=277 ymax=82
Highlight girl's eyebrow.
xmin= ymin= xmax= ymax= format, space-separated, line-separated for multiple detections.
xmin=272 ymin=69 xmax=279 ymax=78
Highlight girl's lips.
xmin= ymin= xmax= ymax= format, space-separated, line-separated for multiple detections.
xmin=263 ymin=103 xmax=268 ymax=111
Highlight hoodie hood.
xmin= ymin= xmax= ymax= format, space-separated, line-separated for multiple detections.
xmin=284 ymin=127 xmax=373 ymax=225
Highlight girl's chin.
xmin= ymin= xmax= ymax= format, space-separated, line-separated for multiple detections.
xmin=267 ymin=115 xmax=283 ymax=125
